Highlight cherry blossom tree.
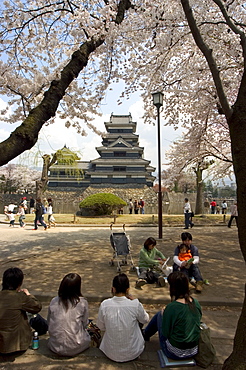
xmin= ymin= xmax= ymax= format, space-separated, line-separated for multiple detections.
xmin=164 ymin=118 xmax=232 ymax=213
xmin=0 ymin=164 xmax=40 ymax=193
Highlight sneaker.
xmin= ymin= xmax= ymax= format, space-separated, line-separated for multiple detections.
xmin=135 ymin=279 xmax=147 ymax=289
xmin=189 ymin=282 xmax=195 ymax=290
xmin=191 ymin=223 xmax=194 ymax=228
xmin=157 ymin=276 xmax=166 ymax=287
xmin=195 ymin=281 xmax=203 ymax=292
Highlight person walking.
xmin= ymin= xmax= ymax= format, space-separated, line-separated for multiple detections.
xmin=34 ymin=198 xmax=47 ymax=230
xmin=183 ymin=198 xmax=194 ymax=229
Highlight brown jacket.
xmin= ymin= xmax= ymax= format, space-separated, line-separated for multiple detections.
xmin=0 ymin=290 xmax=42 ymax=353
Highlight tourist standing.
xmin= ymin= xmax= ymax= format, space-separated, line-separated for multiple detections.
xmin=139 ymin=198 xmax=145 ymax=214
xmin=134 ymin=200 xmax=139 ymax=214
xmin=221 ymin=200 xmax=227 ymax=214
xmin=129 ymin=199 xmax=133 ymax=214
xmin=210 ymin=200 xmax=216 ymax=214
xmin=29 ymin=196 xmax=35 ymax=214
xmin=228 ymin=201 xmax=238 ymax=228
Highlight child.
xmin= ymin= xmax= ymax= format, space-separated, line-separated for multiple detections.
xmin=47 ymin=198 xmax=56 ymax=228
xmin=5 ymin=211 xmax=15 ymax=227
xmin=173 ymin=232 xmax=203 ymax=292
xmin=135 ymin=237 xmax=166 ymax=288
xmin=17 ymin=205 xmax=26 ymax=228
xmin=176 ymin=244 xmax=194 ymax=266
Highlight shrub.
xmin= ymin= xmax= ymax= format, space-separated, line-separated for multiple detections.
xmin=79 ymin=193 xmax=127 ymax=216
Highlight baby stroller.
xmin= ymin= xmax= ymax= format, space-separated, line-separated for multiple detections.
xmin=109 ymin=224 xmax=135 ymax=273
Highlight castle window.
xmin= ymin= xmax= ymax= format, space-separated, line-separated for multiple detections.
xmin=113 ymin=166 xmax=126 ymax=172
xmin=114 ymin=151 xmax=126 ymax=157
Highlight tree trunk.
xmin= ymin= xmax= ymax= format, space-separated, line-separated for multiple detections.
xmin=35 ymin=154 xmax=55 ymax=199
xmin=222 ymin=72 xmax=246 ymax=369
xmin=195 ymin=167 xmax=203 ymax=214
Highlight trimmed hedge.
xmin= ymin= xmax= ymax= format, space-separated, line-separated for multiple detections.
xmin=79 ymin=193 xmax=127 ymax=215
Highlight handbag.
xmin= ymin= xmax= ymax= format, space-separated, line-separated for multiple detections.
xmin=146 ymin=270 xmax=157 ymax=284
xmin=86 ymin=320 xmax=101 ymax=347
xmin=194 ymin=323 xmax=216 ymax=368
xmin=191 ymin=211 xmax=194 ymax=218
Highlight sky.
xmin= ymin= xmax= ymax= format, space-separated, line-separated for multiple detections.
xmin=0 ymin=87 xmax=184 ymax=173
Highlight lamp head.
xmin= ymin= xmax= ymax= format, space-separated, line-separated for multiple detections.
xmin=152 ymin=92 xmax=163 ymax=108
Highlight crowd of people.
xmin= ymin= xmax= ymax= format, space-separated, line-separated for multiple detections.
xmin=0 ymin=267 xmax=202 ymax=363
xmin=128 ymin=198 xmax=145 ymax=214
xmin=0 ymin=231 xmax=205 ymax=362
xmin=4 ymin=197 xmax=56 ymax=229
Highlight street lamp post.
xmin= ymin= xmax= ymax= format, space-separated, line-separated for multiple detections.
xmin=152 ymin=92 xmax=164 ymax=239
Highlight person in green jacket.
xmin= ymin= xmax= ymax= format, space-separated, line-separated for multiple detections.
xmin=135 ymin=237 xmax=166 ymax=289
xmin=143 ymin=271 xmax=202 ymax=360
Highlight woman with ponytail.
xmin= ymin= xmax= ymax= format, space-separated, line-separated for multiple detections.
xmin=143 ymin=271 xmax=202 ymax=360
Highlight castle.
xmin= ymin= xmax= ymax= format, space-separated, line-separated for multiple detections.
xmin=48 ymin=114 xmax=155 ymax=188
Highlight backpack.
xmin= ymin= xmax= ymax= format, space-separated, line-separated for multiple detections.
xmin=41 ymin=205 xmax=47 ymax=214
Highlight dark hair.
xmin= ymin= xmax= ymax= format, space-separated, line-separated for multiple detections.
xmin=144 ymin=237 xmax=157 ymax=250
xmin=178 ymin=243 xmax=189 ymax=252
xmin=184 ymin=198 xmax=188 ymax=202
xmin=2 ymin=267 xmax=24 ymax=290
xmin=112 ymin=273 xmax=129 ymax=294
xmin=181 ymin=232 xmax=192 ymax=241
xmin=58 ymin=273 xmax=82 ymax=310
xmin=168 ymin=271 xmax=194 ymax=309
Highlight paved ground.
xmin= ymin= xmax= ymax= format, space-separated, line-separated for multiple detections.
xmin=0 ymin=218 xmax=244 ymax=369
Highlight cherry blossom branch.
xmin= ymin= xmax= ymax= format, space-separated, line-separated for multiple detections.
xmin=180 ymin=0 xmax=232 ymax=120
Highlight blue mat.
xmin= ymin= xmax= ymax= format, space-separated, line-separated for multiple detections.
xmin=157 ymin=350 xmax=196 ymax=368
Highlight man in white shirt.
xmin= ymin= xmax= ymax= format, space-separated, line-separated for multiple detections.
xmin=97 ymin=273 xmax=149 ymax=362
xmin=184 ymin=198 xmax=194 ymax=229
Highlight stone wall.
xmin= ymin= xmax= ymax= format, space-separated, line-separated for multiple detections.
xmin=1 ymin=188 xmax=223 ymax=215
xmin=43 ymin=186 xmax=159 ymax=214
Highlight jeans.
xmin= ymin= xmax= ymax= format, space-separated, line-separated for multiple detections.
xmin=144 ymin=311 xmax=181 ymax=360
xmin=19 ymin=215 xmax=25 ymax=227
xmin=173 ymin=263 xmax=203 ymax=282
xmin=228 ymin=215 xmax=238 ymax=228
xmin=138 ymin=268 xmax=161 ymax=281
xmin=184 ymin=212 xmax=193 ymax=228
xmin=34 ymin=215 xmax=47 ymax=229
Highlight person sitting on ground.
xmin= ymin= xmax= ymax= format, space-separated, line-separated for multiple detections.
xmin=47 ymin=273 xmax=90 ymax=356
xmin=0 ymin=267 xmax=42 ymax=354
xmin=135 ymin=237 xmax=166 ymax=289
xmin=97 ymin=273 xmax=149 ymax=362
xmin=173 ymin=232 xmax=203 ymax=292
xmin=143 ymin=271 xmax=202 ymax=360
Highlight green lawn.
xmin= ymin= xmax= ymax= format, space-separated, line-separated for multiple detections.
xmin=22 ymin=213 xmax=229 ymax=225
